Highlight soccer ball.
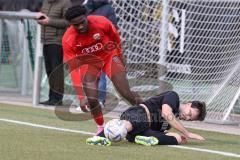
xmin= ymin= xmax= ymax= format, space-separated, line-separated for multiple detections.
xmin=104 ymin=119 xmax=128 ymax=142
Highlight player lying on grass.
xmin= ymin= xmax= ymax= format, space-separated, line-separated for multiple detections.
xmin=86 ymin=91 xmax=207 ymax=146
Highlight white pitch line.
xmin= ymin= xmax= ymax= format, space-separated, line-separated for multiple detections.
xmin=169 ymin=145 xmax=240 ymax=158
xmin=0 ymin=118 xmax=240 ymax=158
xmin=0 ymin=118 xmax=94 ymax=136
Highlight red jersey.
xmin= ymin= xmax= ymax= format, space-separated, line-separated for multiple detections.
xmin=62 ymin=16 xmax=125 ymax=101
xmin=62 ymin=15 xmax=122 ymax=62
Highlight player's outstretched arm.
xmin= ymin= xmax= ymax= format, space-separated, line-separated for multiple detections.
xmin=162 ymin=104 xmax=205 ymax=141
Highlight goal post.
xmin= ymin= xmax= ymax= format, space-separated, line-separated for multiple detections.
xmin=32 ymin=24 xmax=42 ymax=106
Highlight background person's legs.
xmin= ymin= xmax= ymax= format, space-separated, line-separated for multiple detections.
xmin=42 ymin=44 xmax=64 ymax=105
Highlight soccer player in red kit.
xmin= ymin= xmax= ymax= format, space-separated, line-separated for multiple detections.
xmin=63 ymin=5 xmax=142 ymax=134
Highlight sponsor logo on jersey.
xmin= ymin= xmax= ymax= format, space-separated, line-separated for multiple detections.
xmin=93 ymin=33 xmax=101 ymax=40
xmin=81 ymin=43 xmax=103 ymax=54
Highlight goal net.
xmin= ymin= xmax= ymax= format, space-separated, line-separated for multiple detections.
xmin=109 ymin=0 xmax=240 ymax=123
xmin=0 ymin=12 xmax=37 ymax=96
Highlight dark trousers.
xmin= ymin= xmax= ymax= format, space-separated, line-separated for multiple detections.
xmin=43 ymin=44 xmax=64 ymax=101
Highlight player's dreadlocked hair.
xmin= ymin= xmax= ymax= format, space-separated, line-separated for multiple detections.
xmin=65 ymin=5 xmax=88 ymax=21
xmin=190 ymin=101 xmax=207 ymax=121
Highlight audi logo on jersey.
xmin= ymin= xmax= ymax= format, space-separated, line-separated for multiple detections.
xmin=81 ymin=43 xmax=103 ymax=54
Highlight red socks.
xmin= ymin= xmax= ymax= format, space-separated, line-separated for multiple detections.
xmin=92 ymin=112 xmax=104 ymax=126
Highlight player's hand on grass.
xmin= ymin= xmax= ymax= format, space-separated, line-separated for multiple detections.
xmin=187 ymin=132 xmax=205 ymax=141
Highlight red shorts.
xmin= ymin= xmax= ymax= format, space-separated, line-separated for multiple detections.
xmin=74 ymin=54 xmax=125 ymax=78
xmin=67 ymin=54 xmax=125 ymax=100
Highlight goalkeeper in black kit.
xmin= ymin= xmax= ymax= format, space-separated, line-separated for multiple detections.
xmin=86 ymin=91 xmax=206 ymax=146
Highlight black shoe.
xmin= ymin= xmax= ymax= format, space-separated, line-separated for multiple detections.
xmin=40 ymin=100 xmax=62 ymax=106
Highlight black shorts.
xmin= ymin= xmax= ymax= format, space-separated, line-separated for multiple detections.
xmin=120 ymin=106 xmax=149 ymax=135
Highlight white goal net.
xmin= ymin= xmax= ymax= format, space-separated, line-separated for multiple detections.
xmin=0 ymin=13 xmax=37 ymax=95
xmin=109 ymin=0 xmax=240 ymax=123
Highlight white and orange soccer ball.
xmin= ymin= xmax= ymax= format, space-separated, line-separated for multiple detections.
xmin=104 ymin=119 xmax=128 ymax=142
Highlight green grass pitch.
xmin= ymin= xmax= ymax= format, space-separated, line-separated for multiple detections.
xmin=0 ymin=103 xmax=240 ymax=160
